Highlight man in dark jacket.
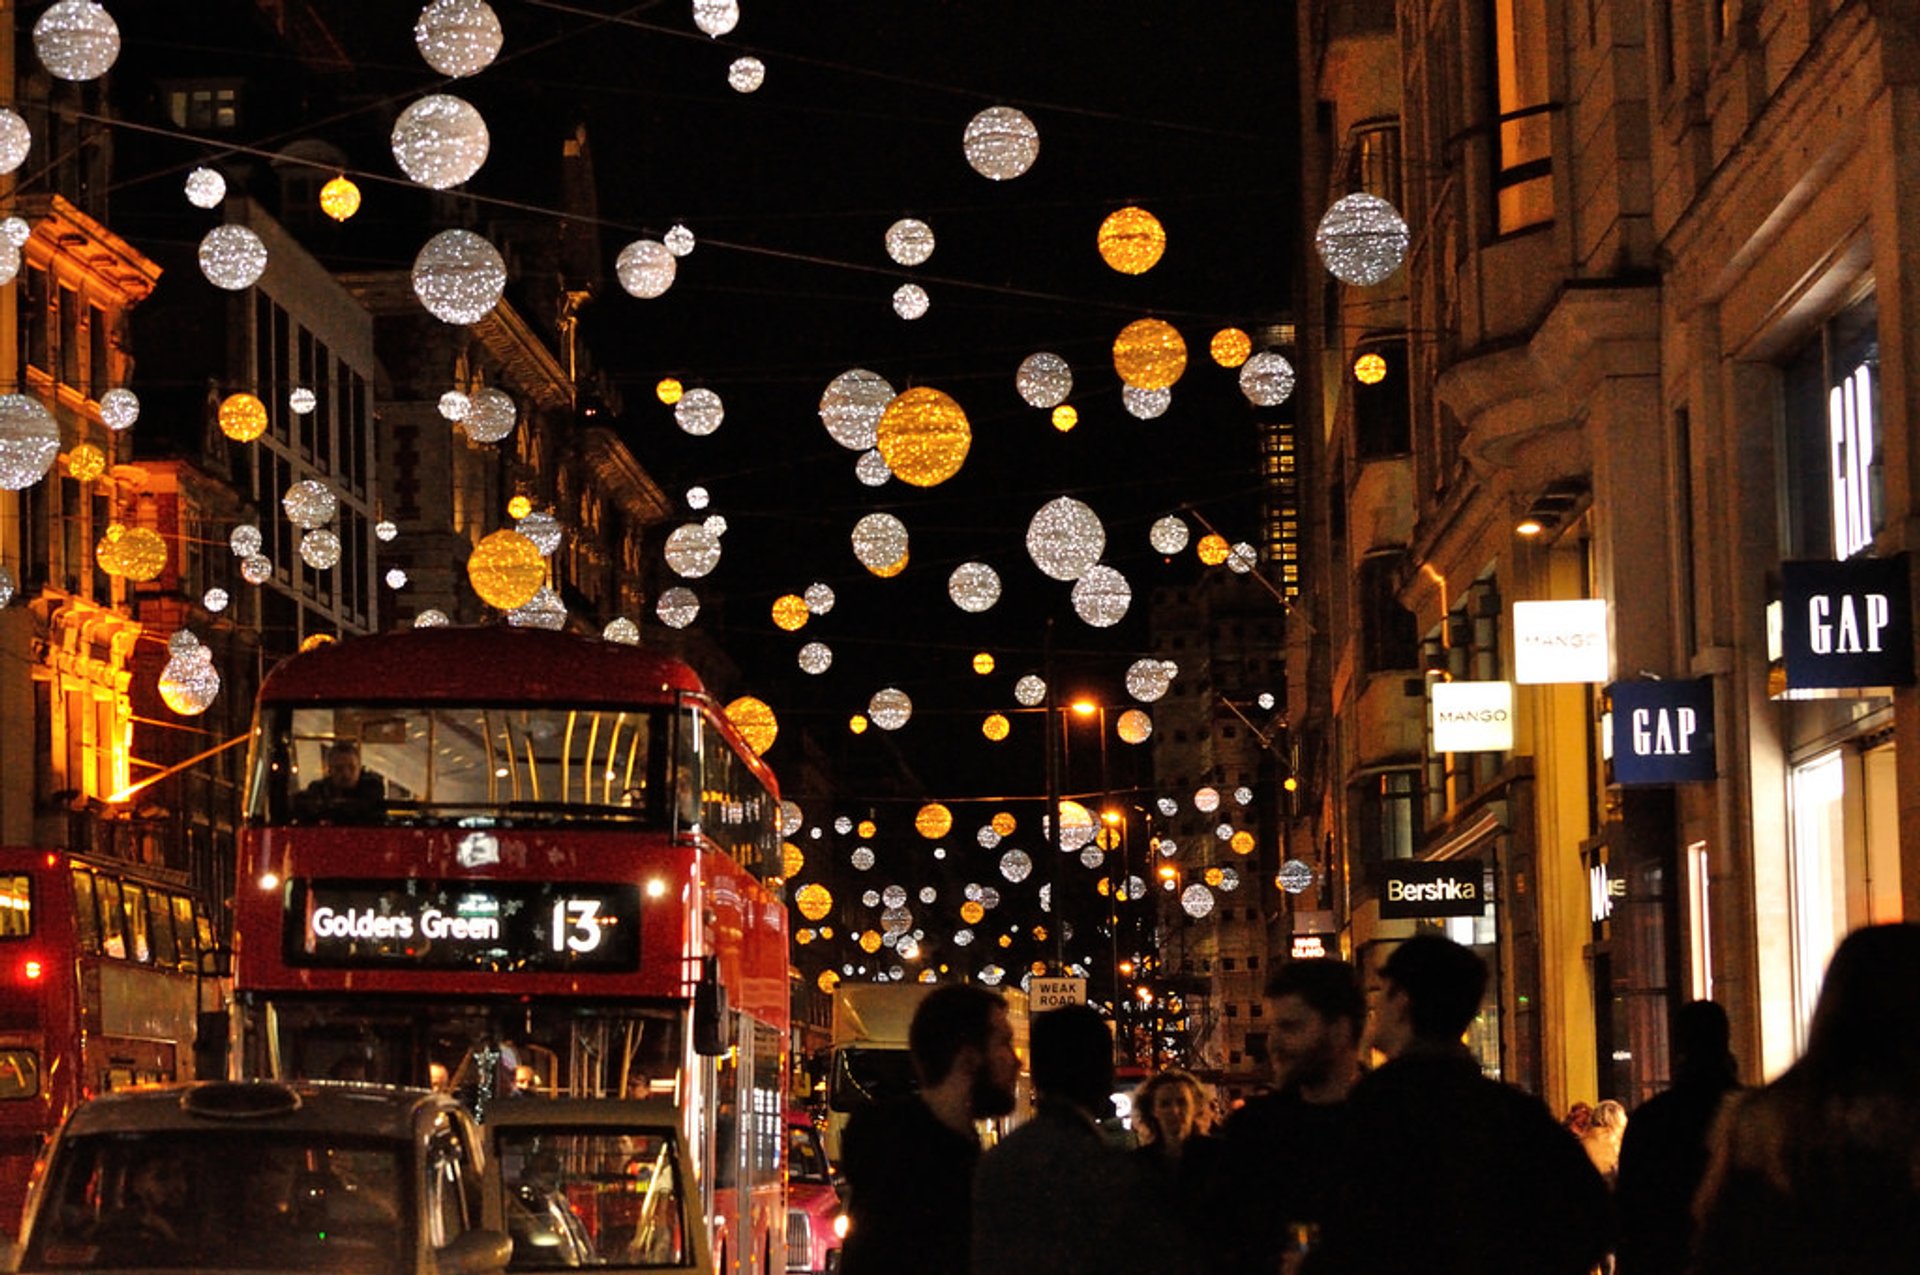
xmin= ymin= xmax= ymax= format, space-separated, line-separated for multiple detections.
xmin=1307 ymin=935 xmax=1613 ymax=1275
xmin=1614 ymin=1000 xmax=1742 ymax=1275
xmin=839 ymin=984 xmax=1018 ymax=1275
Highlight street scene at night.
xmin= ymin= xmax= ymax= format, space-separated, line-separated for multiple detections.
xmin=0 ymin=2 xmax=1917 ymax=1273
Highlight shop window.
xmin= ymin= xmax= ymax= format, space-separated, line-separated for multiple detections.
xmin=1493 ymin=0 xmax=1554 ymax=233
xmin=1787 ymin=751 xmax=1846 ymax=1050
xmin=1780 ymin=294 xmax=1880 ymax=560
xmin=166 ymin=82 xmax=240 ymax=132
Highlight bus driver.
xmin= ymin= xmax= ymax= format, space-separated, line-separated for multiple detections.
xmin=299 ymin=740 xmax=387 ymax=814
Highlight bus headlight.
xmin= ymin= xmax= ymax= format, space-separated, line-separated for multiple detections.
xmin=832 ymin=1213 xmax=850 ymax=1240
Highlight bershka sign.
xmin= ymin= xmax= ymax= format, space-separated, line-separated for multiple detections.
xmin=1780 ymin=555 xmax=1915 ymax=692
xmin=1380 ymin=860 xmax=1487 ymax=920
xmin=1513 ymin=599 xmax=1611 ymax=684
xmin=1609 ymin=678 xmax=1716 ymax=785
xmin=1429 ymin=680 xmax=1514 ymax=752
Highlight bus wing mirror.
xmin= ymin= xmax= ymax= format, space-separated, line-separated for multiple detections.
xmin=693 ymin=955 xmax=731 ymax=1056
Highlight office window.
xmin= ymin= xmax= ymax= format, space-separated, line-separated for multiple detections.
xmin=89 ymin=305 xmax=111 ymax=400
xmin=1493 ymin=0 xmax=1554 ymax=232
xmin=167 ymin=84 xmax=240 ymax=132
xmin=59 ymin=287 xmax=82 ymax=388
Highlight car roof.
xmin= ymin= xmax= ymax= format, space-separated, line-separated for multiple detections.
xmin=59 ymin=1081 xmax=456 ymax=1142
xmin=476 ymin=1097 xmax=685 ymax=1133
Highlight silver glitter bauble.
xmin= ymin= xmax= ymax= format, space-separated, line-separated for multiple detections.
xmin=375 ymin=519 xmax=398 ymax=542
xmin=198 ymin=225 xmax=268 ymax=290
xmin=703 ymin=514 xmax=728 ymax=536
xmin=850 ymin=847 xmax=875 ymax=871
xmin=391 ymin=94 xmax=490 ymax=190
xmin=851 ymin=513 xmax=909 ymax=574
xmin=230 ymin=525 xmax=262 ymax=557
xmin=1239 ymin=351 xmax=1296 ymax=407
xmin=282 ymin=480 xmax=337 ymax=529
xmin=884 ymin=219 xmax=935 ymax=266
xmin=1123 ymin=385 xmax=1171 ymax=419
xmin=675 ymin=387 xmax=724 ymax=435
xmin=1024 ymin=496 xmax=1105 ymax=582
xmin=1180 ymin=884 xmax=1216 ymax=919
xmin=616 ymin=239 xmax=677 ymax=299
xmin=868 ymin=688 xmax=913 ymax=731
xmin=603 ymin=617 xmax=640 ymax=645
xmin=508 ymin=584 xmax=567 ymax=630
xmin=727 ymin=57 xmax=764 ymax=93
xmin=1126 ymin=658 xmax=1173 ymax=703
xmin=414 ymin=0 xmax=503 ymax=78
xmin=516 ymin=511 xmax=563 ymax=556
xmin=158 ymin=649 xmax=221 ymax=716
xmin=664 ymin=224 xmax=696 ymax=257
xmin=693 ymin=0 xmax=739 ymax=37
xmin=798 ymin=642 xmax=832 ymax=675
xmin=1015 ymin=352 xmax=1072 ymax=408
xmin=892 ymin=284 xmax=929 ymax=320
xmin=184 ymin=166 xmax=227 ymax=209
xmin=804 ymin=583 xmax=834 ymax=614
xmin=1314 ymin=192 xmax=1410 ymax=286
xmin=0 ymin=111 xmax=30 ymax=176
xmin=289 ymin=387 xmax=317 ymax=415
xmin=299 ymin=529 xmax=341 ymax=570
xmin=947 ymin=562 xmax=1001 ymax=613
xmin=462 ymin=388 xmax=516 ymax=443
xmin=963 ymin=106 xmax=1039 ymax=180
xmin=414 ymin=609 xmax=451 ymax=628
xmin=0 ymin=396 xmax=61 ymax=491
xmin=0 ymin=240 xmax=18 ymax=289
xmin=240 ymin=554 xmax=273 ymax=585
xmin=686 ymin=486 xmax=709 ymax=510
xmin=1148 ymin=515 xmax=1188 ymax=555
xmin=855 ymin=449 xmax=892 ymax=487
xmin=1 ymin=217 xmax=29 ymax=249
xmin=202 ymin=587 xmax=229 ymax=613
xmin=438 ymin=391 xmax=470 ymax=422
xmin=999 ymin=850 xmax=1032 ymax=883
xmin=1227 ymin=542 xmax=1259 ymax=574
xmin=412 ymin=229 xmax=506 ymax=324
xmin=385 ymin=568 xmax=409 ymax=589
xmin=820 ymin=369 xmax=894 ymax=451
xmin=664 ymin=524 xmax=722 ymax=579
xmin=33 ymin=1 xmax=120 ymax=82
xmin=1014 ymin=674 xmax=1046 ymax=707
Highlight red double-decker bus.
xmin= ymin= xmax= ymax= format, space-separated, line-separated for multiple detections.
xmin=0 ymin=848 xmax=221 ymax=1232
xmin=231 ymin=626 xmax=789 ymax=1275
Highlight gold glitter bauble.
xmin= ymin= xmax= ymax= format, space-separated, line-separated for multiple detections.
xmin=1197 ymin=533 xmax=1231 ymax=566
xmin=218 ymin=393 xmax=268 ymax=442
xmin=876 ymin=387 xmax=970 ymax=488
xmin=67 ymin=443 xmax=106 ymax=482
xmin=915 ymin=803 xmax=953 ymax=840
xmin=725 ymin=696 xmax=778 ymax=756
xmin=1210 ymin=328 xmax=1252 ymax=368
xmin=1112 ymin=318 xmax=1187 ymax=390
xmin=797 ymin=883 xmax=833 ymax=922
xmin=466 ymin=528 xmax=546 ymax=610
xmin=320 ymin=175 xmax=361 ymax=221
xmin=1096 ymin=206 xmax=1166 ymax=274
xmin=982 ymin=713 xmax=1010 ymax=742
xmin=772 ymin=594 xmax=810 ymax=632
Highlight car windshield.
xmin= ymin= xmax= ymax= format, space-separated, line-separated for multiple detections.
xmin=787 ymin=1125 xmax=831 ymax=1184
xmin=25 ymin=1130 xmax=408 ymax=1272
xmin=493 ymin=1127 xmax=688 ymax=1269
xmin=254 ymin=705 xmax=672 ymax=828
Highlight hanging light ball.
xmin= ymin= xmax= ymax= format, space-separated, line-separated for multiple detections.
xmin=1235 ymin=785 xmax=1256 ymax=805
xmin=1025 ymin=496 xmax=1105 ymax=582
xmin=504 ymin=496 xmax=533 ymax=522
xmin=876 ymin=387 xmax=969 ymax=487
xmin=1180 ymin=884 xmax=1216 ymax=919
xmin=1354 ymin=351 xmax=1389 ymax=384
xmin=1239 ymin=350 xmax=1297 ymax=407
xmin=2 ymin=217 xmax=29 ymax=249
xmin=67 ymin=443 xmax=106 ymax=482
xmin=374 ymin=519 xmax=399 ymax=543
xmin=184 ymin=166 xmax=227 ymax=210
xmin=385 ymin=568 xmax=409 ymax=590
xmin=391 ymin=94 xmax=490 ymax=190
xmin=319 ymin=175 xmax=361 ymax=221
xmin=804 ymin=582 xmax=835 ymax=614
xmin=1126 ymin=657 xmax=1173 ymax=702
xmin=158 ymin=642 xmax=221 ymax=716
xmin=287 ymin=387 xmax=317 ymax=416
xmin=971 ymin=651 xmax=995 ymax=675
xmin=659 ymin=226 xmax=695 ymax=260
xmin=299 ymin=529 xmax=341 ymax=570
xmin=1316 ymin=191 xmax=1411 ymax=286
xmin=771 ymin=594 xmax=810 ymax=631
xmin=461 ymin=388 xmax=517 ymax=443
xmin=412 ymin=229 xmax=507 ymax=324
xmin=1071 ymin=565 xmax=1131 ymax=627
xmin=0 ymin=110 xmax=30 ymax=176
xmin=465 ymin=528 xmax=545 ymax=610
xmin=664 ymin=523 xmax=723 ymax=579
xmin=594 ymin=616 xmax=638 ymax=646
xmin=1196 ymin=533 xmax=1231 ymax=566
xmin=796 ymin=883 xmax=833 ymax=923
xmin=656 ymin=378 xmax=684 ymax=406
xmin=675 ymin=387 xmax=725 ymax=436
xmin=99 ymin=525 xmax=166 ymax=580
xmin=797 ymin=642 xmax=833 ymax=675
xmin=438 ymin=391 xmax=470 ymax=422
xmin=1096 ymin=206 xmax=1167 ymax=274
xmin=885 ymin=218 xmax=935 ymax=266
xmin=820 ymin=369 xmax=895 ymax=451
xmin=229 ymin=525 xmax=262 ymax=557
xmin=725 ymin=696 xmax=779 ymax=755
xmin=198 ymin=225 xmax=268 ymax=291
xmin=505 ymin=585 xmax=565 ymax=630
xmin=851 ymin=513 xmax=909 ymax=578
xmin=1117 ymin=709 xmax=1153 ymax=744
xmin=1194 ymin=786 xmax=1221 ymax=813
xmin=1210 ymin=327 xmax=1253 ymax=367
xmin=281 ymin=480 xmax=337 ymax=529
xmin=1112 ymin=318 xmax=1187 ymax=390
xmin=1123 ymin=385 xmax=1171 ymax=420
xmin=854 ymin=448 xmax=892 ymax=487
xmin=0 ymin=239 xmax=17 ymax=290
xmin=33 ymin=1 xmax=120 ymax=81
xmin=963 ymin=106 xmax=1040 ymax=180
xmin=891 ymin=284 xmax=930 ymax=320
xmin=1051 ymin=406 xmax=1078 ymax=432
xmin=998 ymin=849 xmax=1033 ymax=884
xmin=780 ymin=802 xmax=804 ymax=838
xmin=196 ymin=587 xmax=229 ymax=615
xmin=850 ymin=847 xmax=876 ymax=872
xmin=1231 ymin=830 xmax=1257 ymax=856
xmin=946 ymin=561 xmax=1002 ymax=613
xmin=515 ymin=511 xmax=562 ymax=556
xmin=216 ymin=393 xmax=268 ymax=442
xmin=1054 ymin=801 xmax=1096 ymax=852
xmin=868 ymin=688 xmax=913 ymax=731
xmin=693 ymin=0 xmax=740 ymax=37
xmin=727 ymin=56 xmax=765 ymax=93
xmin=1014 ymin=674 xmax=1047 ymax=706
xmin=616 ymin=239 xmax=677 ymax=299
xmin=1015 ymin=352 xmax=1073 ymax=409
xmin=240 ymin=554 xmax=273 ymax=585
xmin=98 ymin=388 xmax=140 ymax=432
xmin=915 ymin=804 xmax=953 ymax=840
xmin=982 ymin=713 xmax=1010 ymax=742
xmin=414 ymin=0 xmax=503 ymax=77
xmin=656 ymin=586 xmax=700 ymax=628
xmin=1228 ymin=542 xmax=1260 ymax=573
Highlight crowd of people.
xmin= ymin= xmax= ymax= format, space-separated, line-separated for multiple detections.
xmin=836 ymin=922 xmax=1920 ymax=1275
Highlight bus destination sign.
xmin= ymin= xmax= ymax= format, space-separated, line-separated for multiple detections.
xmin=288 ymin=879 xmax=641 ymax=973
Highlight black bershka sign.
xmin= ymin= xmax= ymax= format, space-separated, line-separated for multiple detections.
xmin=1380 ymin=859 xmax=1487 ymax=919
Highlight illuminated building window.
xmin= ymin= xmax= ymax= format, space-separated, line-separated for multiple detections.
xmin=165 ymin=82 xmax=241 ymax=132
xmin=1493 ymin=0 xmax=1553 ymax=233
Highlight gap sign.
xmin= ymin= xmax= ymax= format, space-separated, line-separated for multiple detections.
xmin=1380 ymin=859 xmax=1487 ymax=920
xmin=1609 ymin=678 xmax=1716 ymax=784
xmin=1781 ymin=555 xmax=1914 ymax=691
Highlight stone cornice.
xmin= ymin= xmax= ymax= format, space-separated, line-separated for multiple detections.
xmin=19 ymin=194 xmax=163 ymax=305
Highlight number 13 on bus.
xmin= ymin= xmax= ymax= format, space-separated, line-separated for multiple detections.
xmin=230 ymin=627 xmax=790 ymax=1275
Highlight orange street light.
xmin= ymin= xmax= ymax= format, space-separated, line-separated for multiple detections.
xmin=1070 ymin=699 xmax=1098 ymax=717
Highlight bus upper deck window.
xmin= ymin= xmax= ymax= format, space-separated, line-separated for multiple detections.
xmin=0 ymin=874 xmax=29 ymax=938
